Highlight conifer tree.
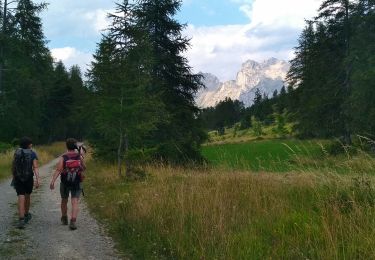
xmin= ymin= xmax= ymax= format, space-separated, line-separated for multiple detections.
xmin=0 ymin=0 xmax=54 ymax=142
xmin=134 ymin=0 xmax=206 ymax=163
xmin=88 ymin=1 xmax=163 ymax=176
xmin=317 ymin=0 xmax=355 ymax=143
xmin=68 ymin=65 xmax=89 ymax=140
xmin=349 ymin=0 xmax=375 ymax=136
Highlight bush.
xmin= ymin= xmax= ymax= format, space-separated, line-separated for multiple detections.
xmin=325 ymin=140 xmax=356 ymax=156
xmin=251 ymin=116 xmax=263 ymax=137
xmin=0 ymin=142 xmax=12 ymax=153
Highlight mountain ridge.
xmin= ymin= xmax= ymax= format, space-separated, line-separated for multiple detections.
xmin=196 ymin=58 xmax=290 ymax=107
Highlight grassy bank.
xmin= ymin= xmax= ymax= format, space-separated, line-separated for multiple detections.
xmin=0 ymin=142 xmax=65 ymax=182
xmin=202 ymin=139 xmax=330 ymax=172
xmin=85 ymin=151 xmax=375 ymax=259
xmin=206 ymin=123 xmax=294 ymax=145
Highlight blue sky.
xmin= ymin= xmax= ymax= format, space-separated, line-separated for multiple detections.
xmin=34 ymin=0 xmax=322 ymax=81
xmin=178 ymin=0 xmax=250 ymax=26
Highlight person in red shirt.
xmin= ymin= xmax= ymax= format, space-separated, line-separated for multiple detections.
xmin=50 ymin=138 xmax=86 ymax=230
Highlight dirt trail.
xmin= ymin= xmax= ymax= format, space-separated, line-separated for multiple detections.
xmin=0 ymin=158 xmax=123 ymax=260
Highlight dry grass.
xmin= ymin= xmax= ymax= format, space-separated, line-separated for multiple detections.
xmin=34 ymin=142 xmax=66 ymax=163
xmin=85 ymin=154 xmax=375 ymax=259
xmin=0 ymin=150 xmax=14 ymax=181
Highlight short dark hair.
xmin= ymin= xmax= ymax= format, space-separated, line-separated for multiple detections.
xmin=66 ymin=138 xmax=78 ymax=150
xmin=20 ymin=137 xmax=32 ymax=149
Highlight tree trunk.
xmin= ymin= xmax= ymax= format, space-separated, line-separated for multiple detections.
xmin=117 ymin=131 xmax=123 ymax=177
xmin=124 ymin=134 xmax=132 ymax=178
xmin=0 ymin=0 xmax=8 ymax=93
xmin=343 ymin=0 xmax=352 ymax=145
xmin=117 ymin=96 xmax=124 ymax=177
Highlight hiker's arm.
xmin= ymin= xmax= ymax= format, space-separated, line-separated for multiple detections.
xmin=33 ymin=159 xmax=40 ymax=188
xmin=50 ymin=158 xmax=63 ymax=190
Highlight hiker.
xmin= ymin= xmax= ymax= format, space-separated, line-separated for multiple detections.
xmin=49 ymin=138 xmax=86 ymax=230
xmin=12 ymin=137 xmax=40 ymax=229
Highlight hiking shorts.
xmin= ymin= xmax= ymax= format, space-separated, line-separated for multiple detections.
xmin=14 ymin=178 xmax=34 ymax=196
xmin=60 ymin=182 xmax=82 ymax=199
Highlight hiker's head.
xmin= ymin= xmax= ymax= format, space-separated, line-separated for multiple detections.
xmin=66 ymin=138 xmax=78 ymax=151
xmin=20 ymin=137 xmax=32 ymax=149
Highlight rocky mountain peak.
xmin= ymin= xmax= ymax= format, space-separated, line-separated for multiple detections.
xmin=200 ymin=72 xmax=220 ymax=91
xmin=262 ymin=57 xmax=279 ymax=66
xmin=196 ymin=58 xmax=290 ymax=108
xmin=241 ymin=60 xmax=261 ymax=70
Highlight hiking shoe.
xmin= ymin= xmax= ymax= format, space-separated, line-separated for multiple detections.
xmin=69 ymin=220 xmax=77 ymax=230
xmin=61 ymin=216 xmax=68 ymax=225
xmin=17 ymin=219 xmax=25 ymax=229
xmin=24 ymin=213 xmax=32 ymax=224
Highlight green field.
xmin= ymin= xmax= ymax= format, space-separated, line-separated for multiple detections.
xmin=202 ymin=139 xmax=326 ymax=172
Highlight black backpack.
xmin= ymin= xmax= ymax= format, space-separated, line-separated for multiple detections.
xmin=13 ymin=148 xmax=34 ymax=182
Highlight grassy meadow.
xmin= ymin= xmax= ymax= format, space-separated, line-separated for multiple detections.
xmin=0 ymin=142 xmax=66 ymax=182
xmin=84 ymin=137 xmax=375 ymax=259
xmin=202 ymin=139 xmax=326 ymax=172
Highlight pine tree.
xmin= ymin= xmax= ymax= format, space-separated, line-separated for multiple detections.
xmin=134 ymin=0 xmax=206 ymax=163
xmin=0 ymin=0 xmax=54 ymax=142
xmin=317 ymin=0 xmax=355 ymax=143
xmin=88 ymin=1 xmax=163 ymax=176
xmin=43 ymin=61 xmax=72 ymax=141
xmin=349 ymin=0 xmax=375 ymax=136
xmin=287 ymin=19 xmax=346 ymax=138
xmin=68 ymin=65 xmax=89 ymax=140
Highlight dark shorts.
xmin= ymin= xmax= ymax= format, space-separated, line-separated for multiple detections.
xmin=14 ymin=178 xmax=33 ymax=196
xmin=60 ymin=182 xmax=82 ymax=199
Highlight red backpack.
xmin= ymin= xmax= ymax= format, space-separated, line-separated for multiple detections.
xmin=61 ymin=152 xmax=85 ymax=186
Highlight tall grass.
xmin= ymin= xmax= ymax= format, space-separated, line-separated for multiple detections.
xmin=33 ymin=142 xmax=66 ymax=162
xmin=202 ymin=139 xmax=328 ymax=172
xmin=0 ymin=150 xmax=13 ymax=181
xmin=85 ymin=151 xmax=375 ymax=259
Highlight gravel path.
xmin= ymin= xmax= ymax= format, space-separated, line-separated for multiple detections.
xmin=0 ymin=158 xmax=123 ymax=260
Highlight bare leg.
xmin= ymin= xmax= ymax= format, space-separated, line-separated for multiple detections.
xmin=18 ymin=195 xmax=25 ymax=218
xmin=71 ymin=198 xmax=79 ymax=219
xmin=61 ymin=198 xmax=68 ymax=217
xmin=25 ymin=194 xmax=31 ymax=214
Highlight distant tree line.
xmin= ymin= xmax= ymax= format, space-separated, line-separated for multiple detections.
xmin=199 ymin=86 xmax=291 ymax=133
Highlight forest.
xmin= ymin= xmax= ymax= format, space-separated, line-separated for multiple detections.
xmin=0 ymin=0 xmax=206 ymax=171
xmin=1 ymin=0 xmax=375 ymax=167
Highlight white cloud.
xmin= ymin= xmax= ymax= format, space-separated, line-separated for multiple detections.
xmin=83 ymin=9 xmax=113 ymax=33
xmin=245 ymin=0 xmax=322 ymax=28
xmin=51 ymin=47 xmax=92 ymax=72
xmin=184 ymin=0 xmax=323 ymax=81
xmin=39 ymin=0 xmax=323 ymax=81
